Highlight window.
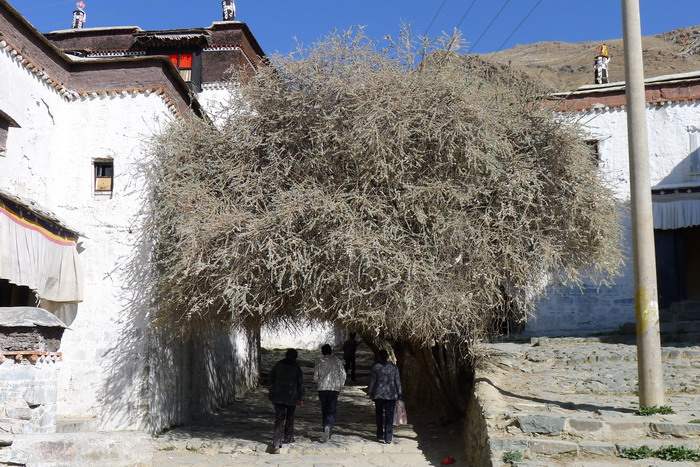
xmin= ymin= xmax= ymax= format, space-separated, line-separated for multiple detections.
xmin=0 ymin=118 xmax=8 ymax=157
xmin=585 ymin=140 xmax=601 ymax=166
xmin=168 ymin=52 xmax=193 ymax=82
xmin=94 ymin=160 xmax=113 ymax=194
xmin=0 ymin=279 xmax=37 ymax=306
xmin=0 ymin=110 xmax=19 ymax=157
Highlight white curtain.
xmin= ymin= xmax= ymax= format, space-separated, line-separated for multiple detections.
xmin=653 ymin=192 xmax=700 ymax=230
xmin=0 ymin=205 xmax=83 ymax=302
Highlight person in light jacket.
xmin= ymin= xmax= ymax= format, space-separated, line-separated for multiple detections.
xmin=313 ymin=344 xmax=347 ymax=442
xmin=367 ymin=349 xmax=403 ymax=444
xmin=269 ymin=348 xmax=305 ymax=453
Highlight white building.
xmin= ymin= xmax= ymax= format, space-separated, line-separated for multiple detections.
xmin=0 ymin=0 xmax=264 ymax=434
xmin=522 ymin=72 xmax=700 ymax=338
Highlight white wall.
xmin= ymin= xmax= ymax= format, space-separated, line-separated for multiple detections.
xmin=0 ymin=45 xmax=258 ymax=431
xmin=261 ymin=321 xmax=342 ymax=351
xmin=522 ymin=101 xmax=700 ymax=337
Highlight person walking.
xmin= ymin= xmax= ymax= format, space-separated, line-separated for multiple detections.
xmin=342 ymin=332 xmax=358 ymax=381
xmin=313 ymin=344 xmax=347 ymax=442
xmin=367 ymin=349 xmax=403 ymax=444
xmin=269 ymin=348 xmax=305 ymax=453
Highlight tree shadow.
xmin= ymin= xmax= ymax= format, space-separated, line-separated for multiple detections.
xmin=97 ymin=149 xmax=259 ymax=434
xmin=474 ymin=376 xmax=637 ymax=414
xmin=156 ymin=347 xmax=465 ymax=466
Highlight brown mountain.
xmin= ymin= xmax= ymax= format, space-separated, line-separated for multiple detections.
xmin=481 ymin=26 xmax=700 ymax=92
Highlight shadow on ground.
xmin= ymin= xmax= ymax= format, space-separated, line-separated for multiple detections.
xmin=155 ymin=346 xmax=466 ymax=466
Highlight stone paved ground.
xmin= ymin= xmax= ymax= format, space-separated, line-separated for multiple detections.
xmin=154 ymin=347 xmax=465 ymax=466
xmin=478 ymin=338 xmax=700 ymax=466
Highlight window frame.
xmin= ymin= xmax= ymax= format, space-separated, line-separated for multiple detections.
xmin=93 ymin=159 xmax=114 ymax=196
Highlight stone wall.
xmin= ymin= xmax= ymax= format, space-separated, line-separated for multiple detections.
xmin=464 ymin=377 xmax=495 ymax=467
xmin=0 ymin=354 xmax=60 ymax=435
xmin=0 ymin=328 xmax=62 ymax=353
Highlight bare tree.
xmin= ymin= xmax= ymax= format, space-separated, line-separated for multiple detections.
xmin=148 ymin=29 xmax=622 ymax=413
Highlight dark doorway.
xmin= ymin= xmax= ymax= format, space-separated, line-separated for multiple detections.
xmin=0 ymin=279 xmax=36 ymax=307
xmin=655 ymin=225 xmax=700 ymax=308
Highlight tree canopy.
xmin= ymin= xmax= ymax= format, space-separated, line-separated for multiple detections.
xmin=149 ymin=30 xmax=622 ymax=348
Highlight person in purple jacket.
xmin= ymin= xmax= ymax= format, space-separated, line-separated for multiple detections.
xmin=367 ymin=349 xmax=403 ymax=444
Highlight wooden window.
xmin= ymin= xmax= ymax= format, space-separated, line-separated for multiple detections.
xmin=94 ymin=161 xmax=113 ymax=193
xmin=168 ymin=52 xmax=193 ymax=82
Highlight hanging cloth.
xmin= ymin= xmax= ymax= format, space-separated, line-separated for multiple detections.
xmin=652 ymin=188 xmax=700 ymax=230
xmin=0 ymin=197 xmax=83 ymax=302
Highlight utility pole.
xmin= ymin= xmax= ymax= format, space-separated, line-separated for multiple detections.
xmin=621 ymin=0 xmax=665 ymax=407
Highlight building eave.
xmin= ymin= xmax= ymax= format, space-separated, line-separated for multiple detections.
xmin=0 ymin=189 xmax=84 ymax=239
xmin=0 ymin=0 xmax=202 ymax=118
xmin=550 ymin=70 xmax=700 ymax=112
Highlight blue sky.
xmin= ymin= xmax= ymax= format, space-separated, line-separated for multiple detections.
xmin=11 ymin=0 xmax=700 ymax=56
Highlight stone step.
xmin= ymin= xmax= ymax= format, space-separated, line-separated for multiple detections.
xmin=510 ymin=414 xmax=700 ymax=443
xmin=510 ymin=459 xmax=699 ymax=467
xmin=660 ymin=308 xmax=700 ymax=323
xmin=489 ymin=436 xmax=700 ymax=466
xmin=621 ymin=321 xmax=700 ymax=343
xmin=0 ymin=431 xmax=153 ymax=465
xmin=668 ymin=301 xmax=700 ymax=316
xmin=55 ymin=415 xmax=100 ymax=433
xmin=660 ymin=320 xmax=700 ymax=334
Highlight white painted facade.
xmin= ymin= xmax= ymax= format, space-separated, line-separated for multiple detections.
xmin=261 ymin=321 xmax=342 ymax=351
xmin=521 ymin=83 xmax=700 ymax=337
xmin=0 ymin=11 xmax=259 ymax=432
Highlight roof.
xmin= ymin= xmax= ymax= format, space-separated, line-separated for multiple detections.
xmin=48 ymin=26 xmax=143 ymax=34
xmin=0 ymin=0 xmax=202 ymax=117
xmin=134 ymin=32 xmax=211 ymax=48
xmin=44 ymin=20 xmax=266 ymax=63
xmin=551 ymin=70 xmax=700 ymax=112
xmin=0 ymin=308 xmax=68 ymax=328
xmin=554 ymin=70 xmax=700 ymax=98
xmin=0 ymin=189 xmax=84 ymax=239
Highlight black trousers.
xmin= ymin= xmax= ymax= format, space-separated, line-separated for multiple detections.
xmin=318 ymin=390 xmax=339 ymax=429
xmin=374 ymin=399 xmax=397 ymax=443
xmin=344 ymin=355 xmax=356 ymax=380
xmin=273 ymin=404 xmax=296 ymax=447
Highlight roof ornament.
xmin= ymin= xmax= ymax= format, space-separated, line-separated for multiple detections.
xmin=72 ymin=1 xmax=87 ymax=29
xmin=222 ymin=0 xmax=236 ymax=21
xmin=594 ymin=43 xmax=610 ymax=85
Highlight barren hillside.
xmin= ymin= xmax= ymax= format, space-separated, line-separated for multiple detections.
xmin=482 ymin=26 xmax=700 ymax=92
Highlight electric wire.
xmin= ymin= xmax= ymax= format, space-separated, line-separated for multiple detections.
xmin=491 ymin=0 xmax=544 ymax=55
xmin=424 ymin=0 xmax=449 ymax=36
xmin=470 ymin=0 xmax=513 ymax=53
xmin=455 ymin=0 xmax=478 ymax=31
